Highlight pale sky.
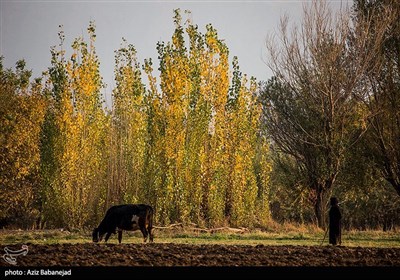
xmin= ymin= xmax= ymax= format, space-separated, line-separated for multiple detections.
xmin=0 ymin=0 xmax=350 ymax=106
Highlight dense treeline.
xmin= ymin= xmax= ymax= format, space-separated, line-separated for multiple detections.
xmin=0 ymin=10 xmax=270 ymax=229
xmin=1 ymin=1 xmax=399 ymax=230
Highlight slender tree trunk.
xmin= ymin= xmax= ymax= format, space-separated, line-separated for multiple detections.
xmin=313 ymin=183 xmax=332 ymax=229
xmin=314 ymin=188 xmax=326 ymax=229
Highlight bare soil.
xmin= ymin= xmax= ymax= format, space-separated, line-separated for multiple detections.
xmin=2 ymin=243 xmax=400 ymax=267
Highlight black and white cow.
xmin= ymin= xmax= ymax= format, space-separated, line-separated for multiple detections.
xmin=92 ymin=204 xmax=154 ymax=244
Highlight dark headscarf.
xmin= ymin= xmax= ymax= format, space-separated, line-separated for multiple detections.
xmin=330 ymin=197 xmax=338 ymax=206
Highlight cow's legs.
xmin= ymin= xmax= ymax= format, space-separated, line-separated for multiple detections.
xmin=148 ymin=225 xmax=153 ymax=242
xmin=139 ymin=219 xmax=148 ymax=242
xmin=118 ymin=230 xmax=123 ymax=244
xmin=104 ymin=232 xmax=112 ymax=242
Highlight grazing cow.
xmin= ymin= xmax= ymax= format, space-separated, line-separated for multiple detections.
xmin=92 ymin=204 xmax=154 ymax=244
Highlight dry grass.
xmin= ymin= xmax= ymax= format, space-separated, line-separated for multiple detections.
xmin=0 ymin=224 xmax=398 ymax=247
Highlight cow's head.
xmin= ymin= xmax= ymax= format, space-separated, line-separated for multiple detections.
xmin=92 ymin=227 xmax=105 ymax=243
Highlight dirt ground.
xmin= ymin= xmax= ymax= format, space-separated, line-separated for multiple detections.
xmin=2 ymin=243 xmax=400 ymax=267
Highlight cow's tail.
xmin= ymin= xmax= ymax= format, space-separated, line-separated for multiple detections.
xmin=146 ymin=206 xmax=154 ymax=242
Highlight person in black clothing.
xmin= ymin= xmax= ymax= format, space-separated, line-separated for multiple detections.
xmin=329 ymin=197 xmax=342 ymax=246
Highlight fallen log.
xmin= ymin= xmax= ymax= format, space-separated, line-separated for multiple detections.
xmin=152 ymin=224 xmax=249 ymax=234
xmin=152 ymin=223 xmax=184 ymax=230
xmin=210 ymin=227 xmax=249 ymax=234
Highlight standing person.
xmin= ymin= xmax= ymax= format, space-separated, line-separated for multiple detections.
xmin=329 ymin=197 xmax=342 ymax=246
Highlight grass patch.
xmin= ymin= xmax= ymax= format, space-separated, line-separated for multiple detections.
xmin=0 ymin=228 xmax=399 ymax=247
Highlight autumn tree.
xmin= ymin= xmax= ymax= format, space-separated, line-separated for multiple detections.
xmin=225 ymin=73 xmax=270 ymax=227
xmin=107 ymin=39 xmax=147 ymax=207
xmin=142 ymin=58 xmax=168 ymax=223
xmin=145 ymin=9 xmax=271 ymax=226
xmin=39 ymin=27 xmax=68 ymax=227
xmin=261 ymin=0 xmax=373 ymax=227
xmin=353 ymin=0 xmax=400 ymax=196
xmin=1 ymin=12 xmax=272 ymax=229
xmin=42 ymin=23 xmax=108 ymax=228
xmin=0 ymin=58 xmax=46 ymax=227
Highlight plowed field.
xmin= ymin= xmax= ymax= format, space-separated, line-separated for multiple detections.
xmin=2 ymin=243 xmax=399 ymax=267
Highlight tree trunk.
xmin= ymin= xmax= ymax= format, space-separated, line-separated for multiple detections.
xmin=386 ymin=177 xmax=400 ymax=197
xmin=313 ymin=186 xmax=329 ymax=229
